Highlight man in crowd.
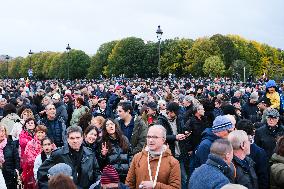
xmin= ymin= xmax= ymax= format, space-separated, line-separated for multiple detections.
xmin=117 ymin=101 xmax=148 ymax=155
xmin=255 ymin=108 xmax=284 ymax=158
xmin=228 ymin=130 xmax=258 ymax=189
xmin=126 ymin=125 xmax=181 ymax=189
xmin=241 ymin=92 xmax=259 ymax=122
xmin=40 ymin=104 xmax=67 ymax=147
xmin=189 ymin=139 xmax=234 ymax=189
xmin=157 ymin=102 xmax=188 ymax=188
xmin=37 ymin=126 xmax=101 ymax=189
xmin=195 ymin=115 xmax=235 ymax=167
xmin=52 ymin=93 xmax=68 ymax=122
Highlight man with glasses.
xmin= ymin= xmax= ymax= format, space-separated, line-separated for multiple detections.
xmin=126 ymin=125 xmax=181 ymax=189
xmin=255 ymin=108 xmax=284 ymax=158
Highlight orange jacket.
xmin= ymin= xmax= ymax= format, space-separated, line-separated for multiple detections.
xmin=125 ymin=147 xmax=181 ymax=189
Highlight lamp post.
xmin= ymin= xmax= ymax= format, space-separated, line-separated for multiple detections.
xmin=66 ymin=44 xmax=71 ymax=80
xmin=5 ymin=55 xmax=9 ymax=79
xmin=156 ymin=25 xmax=163 ymax=76
xmin=28 ymin=50 xmax=33 ymax=69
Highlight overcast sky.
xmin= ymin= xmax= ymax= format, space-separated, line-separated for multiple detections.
xmin=1 ymin=0 xmax=283 ymax=57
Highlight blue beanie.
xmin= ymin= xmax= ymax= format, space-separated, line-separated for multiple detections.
xmin=212 ymin=116 xmax=233 ymax=133
xmin=266 ymin=80 xmax=276 ymax=88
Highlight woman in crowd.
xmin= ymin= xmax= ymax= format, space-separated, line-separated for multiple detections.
xmin=70 ymin=97 xmax=89 ymax=127
xmin=0 ymin=124 xmax=20 ymax=189
xmin=22 ymin=125 xmax=47 ymax=189
xmin=10 ymin=108 xmax=34 ymax=141
xmin=19 ymin=118 xmax=37 ymax=168
xmin=99 ymin=118 xmax=131 ymax=182
xmin=83 ymin=125 xmax=100 ymax=153
xmin=270 ymin=136 xmax=284 ymax=189
xmin=91 ymin=116 xmax=105 ymax=137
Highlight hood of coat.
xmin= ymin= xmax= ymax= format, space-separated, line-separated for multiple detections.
xmin=271 ymin=153 xmax=284 ymax=164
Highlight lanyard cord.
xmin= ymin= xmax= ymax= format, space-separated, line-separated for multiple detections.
xmin=147 ymin=150 xmax=163 ymax=188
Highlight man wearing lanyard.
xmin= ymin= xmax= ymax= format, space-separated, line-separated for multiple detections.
xmin=125 ymin=125 xmax=181 ymax=189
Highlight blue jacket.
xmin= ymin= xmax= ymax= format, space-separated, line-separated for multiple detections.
xmin=195 ymin=128 xmax=220 ymax=167
xmin=189 ymin=154 xmax=232 ymax=189
xmin=249 ymin=143 xmax=269 ymax=189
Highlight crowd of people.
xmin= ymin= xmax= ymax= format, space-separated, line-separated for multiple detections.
xmin=0 ymin=76 xmax=284 ymax=189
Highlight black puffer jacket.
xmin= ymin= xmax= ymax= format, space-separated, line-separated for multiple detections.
xmin=2 ymin=136 xmax=20 ymax=189
xmin=100 ymin=136 xmax=132 ymax=182
xmin=233 ymin=156 xmax=259 ymax=189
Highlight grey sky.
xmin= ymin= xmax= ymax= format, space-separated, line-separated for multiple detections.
xmin=1 ymin=0 xmax=283 ymax=57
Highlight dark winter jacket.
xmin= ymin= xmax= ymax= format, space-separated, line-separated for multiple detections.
xmin=242 ymin=102 xmax=258 ymax=122
xmin=232 ymin=156 xmax=259 ymax=189
xmin=157 ymin=114 xmax=186 ymax=158
xmin=185 ymin=115 xmax=209 ymax=152
xmin=40 ymin=117 xmax=67 ymax=147
xmin=255 ymin=124 xmax=284 ymax=158
xmin=99 ymin=136 xmax=132 ymax=182
xmin=189 ymin=154 xmax=233 ymax=189
xmin=249 ymin=143 xmax=270 ymax=189
xmin=37 ymin=145 xmax=101 ymax=189
xmin=54 ymin=101 xmax=68 ymax=122
xmin=195 ymin=128 xmax=221 ymax=167
xmin=2 ymin=136 xmax=20 ymax=189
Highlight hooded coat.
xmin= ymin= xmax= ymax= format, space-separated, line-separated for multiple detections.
xmin=270 ymin=153 xmax=284 ymax=189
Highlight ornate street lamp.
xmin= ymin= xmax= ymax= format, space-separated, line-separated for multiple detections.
xmin=5 ymin=55 xmax=9 ymax=79
xmin=156 ymin=25 xmax=163 ymax=76
xmin=66 ymin=44 xmax=71 ymax=80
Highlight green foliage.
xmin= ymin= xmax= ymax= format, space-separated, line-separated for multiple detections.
xmin=203 ymin=56 xmax=225 ymax=77
xmin=160 ymin=38 xmax=193 ymax=77
xmin=1 ymin=34 xmax=283 ymax=79
xmin=185 ymin=38 xmax=222 ymax=76
xmin=107 ymin=37 xmax=146 ymax=77
xmin=87 ymin=40 xmax=118 ymax=79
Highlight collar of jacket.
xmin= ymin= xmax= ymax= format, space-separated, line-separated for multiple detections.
xmin=206 ymin=154 xmax=233 ymax=178
xmin=233 ymin=156 xmax=253 ymax=172
xmin=141 ymin=145 xmax=172 ymax=160
xmin=61 ymin=144 xmax=93 ymax=157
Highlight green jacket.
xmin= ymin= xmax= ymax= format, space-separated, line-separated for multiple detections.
xmin=130 ymin=117 xmax=148 ymax=155
xmin=70 ymin=106 xmax=89 ymax=127
xmin=270 ymin=153 xmax=284 ymax=189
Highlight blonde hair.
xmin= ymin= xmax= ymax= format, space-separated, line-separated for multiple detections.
xmin=0 ymin=123 xmax=7 ymax=137
xmin=228 ymin=130 xmax=248 ymax=150
xmin=93 ymin=116 xmax=105 ymax=126
xmin=21 ymin=108 xmax=34 ymax=119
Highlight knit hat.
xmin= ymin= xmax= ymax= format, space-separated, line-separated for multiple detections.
xmin=266 ymin=80 xmax=277 ymax=89
xmin=212 ymin=115 xmax=233 ymax=133
xmin=266 ymin=108 xmax=280 ymax=118
xmin=48 ymin=163 xmax=72 ymax=177
xmin=101 ymin=165 xmax=120 ymax=185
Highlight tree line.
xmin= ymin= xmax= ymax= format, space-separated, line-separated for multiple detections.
xmin=1 ymin=34 xmax=283 ymax=80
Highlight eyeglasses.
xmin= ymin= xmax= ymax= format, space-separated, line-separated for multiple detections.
xmin=146 ymin=135 xmax=163 ymax=140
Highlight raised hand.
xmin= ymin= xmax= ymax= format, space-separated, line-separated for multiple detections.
xmin=101 ymin=142 xmax=108 ymax=156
